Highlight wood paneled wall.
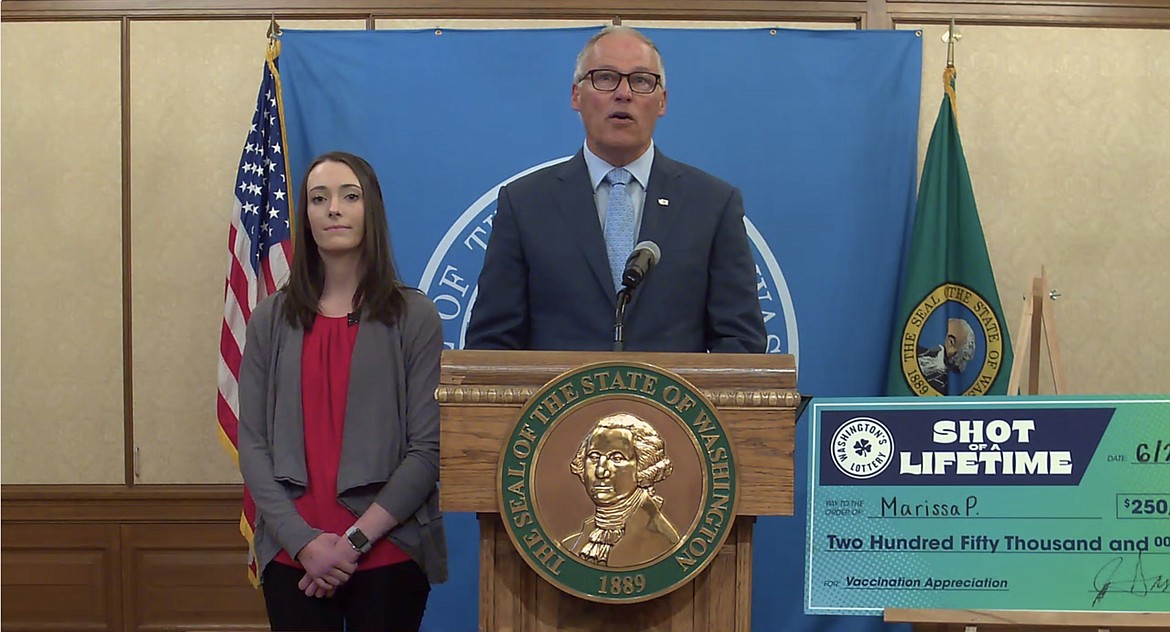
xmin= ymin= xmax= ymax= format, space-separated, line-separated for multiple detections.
xmin=1 ymin=485 xmax=268 ymax=632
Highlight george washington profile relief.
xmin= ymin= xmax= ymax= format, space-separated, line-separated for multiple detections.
xmin=560 ymin=412 xmax=681 ymax=567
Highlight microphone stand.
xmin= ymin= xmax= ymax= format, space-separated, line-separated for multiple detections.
xmin=612 ymin=287 xmax=633 ymax=351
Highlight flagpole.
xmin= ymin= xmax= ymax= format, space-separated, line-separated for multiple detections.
xmin=218 ymin=21 xmax=295 ymax=587
xmin=886 ymin=15 xmax=1013 ymax=397
xmin=945 ymin=18 xmax=957 ymax=69
xmin=943 ymin=19 xmax=960 ymax=119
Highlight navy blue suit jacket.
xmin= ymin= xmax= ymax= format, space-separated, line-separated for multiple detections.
xmin=465 ymin=149 xmax=765 ymax=353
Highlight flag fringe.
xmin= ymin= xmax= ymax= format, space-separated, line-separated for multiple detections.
xmin=268 ymin=39 xmax=296 ymax=237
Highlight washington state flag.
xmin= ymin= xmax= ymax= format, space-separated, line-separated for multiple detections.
xmin=887 ymin=67 xmax=1013 ymax=396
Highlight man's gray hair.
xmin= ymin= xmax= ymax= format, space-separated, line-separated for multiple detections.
xmin=572 ymin=25 xmax=667 ymax=89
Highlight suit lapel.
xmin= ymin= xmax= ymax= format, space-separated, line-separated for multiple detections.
xmin=553 ymin=152 xmax=615 ymax=303
xmin=629 ymin=151 xmax=683 ymax=312
xmin=639 ymin=151 xmax=683 ymax=249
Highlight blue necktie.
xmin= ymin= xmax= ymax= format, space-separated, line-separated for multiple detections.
xmin=603 ymin=168 xmax=635 ymax=292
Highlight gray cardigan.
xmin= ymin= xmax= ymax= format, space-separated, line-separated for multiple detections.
xmin=237 ymin=289 xmax=447 ymax=583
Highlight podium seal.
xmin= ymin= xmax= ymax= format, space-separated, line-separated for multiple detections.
xmin=497 ymin=361 xmax=739 ymax=603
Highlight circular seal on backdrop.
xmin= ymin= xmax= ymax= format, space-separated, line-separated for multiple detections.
xmin=898 ymin=282 xmax=1006 ymax=396
xmin=417 ymin=157 xmax=799 ymax=360
xmin=498 ymin=362 xmax=738 ymax=604
xmin=830 ymin=416 xmax=894 ymax=480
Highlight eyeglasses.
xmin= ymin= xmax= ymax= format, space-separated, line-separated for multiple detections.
xmin=579 ymin=69 xmax=662 ymax=94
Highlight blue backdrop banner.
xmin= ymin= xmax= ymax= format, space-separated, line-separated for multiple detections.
xmin=277 ymin=26 xmax=922 ymax=632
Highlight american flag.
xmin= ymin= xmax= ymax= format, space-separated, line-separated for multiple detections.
xmin=216 ymin=41 xmax=292 ymax=586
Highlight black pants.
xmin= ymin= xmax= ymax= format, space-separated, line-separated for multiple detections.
xmin=261 ymin=561 xmax=430 ymax=632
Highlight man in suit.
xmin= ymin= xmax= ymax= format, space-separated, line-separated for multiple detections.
xmin=466 ymin=26 xmax=765 ymax=353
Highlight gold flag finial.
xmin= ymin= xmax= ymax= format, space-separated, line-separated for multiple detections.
xmin=942 ymin=19 xmax=960 ymax=119
xmin=946 ymin=19 xmax=957 ymax=68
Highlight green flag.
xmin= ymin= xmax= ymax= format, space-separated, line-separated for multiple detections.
xmin=887 ymin=68 xmax=1013 ymax=396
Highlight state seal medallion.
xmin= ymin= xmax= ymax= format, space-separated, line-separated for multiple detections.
xmin=498 ymin=362 xmax=739 ymax=603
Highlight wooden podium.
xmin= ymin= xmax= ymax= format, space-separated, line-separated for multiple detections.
xmin=438 ymin=350 xmax=798 ymax=631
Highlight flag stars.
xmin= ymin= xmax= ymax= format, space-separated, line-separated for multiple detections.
xmin=232 ymin=68 xmax=290 ymax=260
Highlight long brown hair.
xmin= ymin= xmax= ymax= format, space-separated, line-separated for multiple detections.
xmin=281 ymin=151 xmax=405 ymax=328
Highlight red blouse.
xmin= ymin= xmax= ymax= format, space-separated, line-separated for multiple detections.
xmin=273 ymin=314 xmax=411 ymax=570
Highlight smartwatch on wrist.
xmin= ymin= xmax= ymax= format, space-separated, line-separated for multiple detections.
xmin=344 ymin=525 xmax=371 ymax=554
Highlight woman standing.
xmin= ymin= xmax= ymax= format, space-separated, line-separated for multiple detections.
xmin=238 ymin=151 xmax=446 ymax=631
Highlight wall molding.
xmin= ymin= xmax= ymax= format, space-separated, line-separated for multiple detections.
xmin=2 ymin=0 xmax=1168 ymax=28
xmin=2 ymin=484 xmax=245 ymax=522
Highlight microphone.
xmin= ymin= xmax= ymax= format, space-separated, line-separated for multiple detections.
xmin=621 ymin=241 xmax=661 ymax=289
xmin=613 ymin=241 xmax=662 ymax=351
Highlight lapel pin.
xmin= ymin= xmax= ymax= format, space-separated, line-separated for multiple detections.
xmin=657 ymin=198 xmax=670 ymax=206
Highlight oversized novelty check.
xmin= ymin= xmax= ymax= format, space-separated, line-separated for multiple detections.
xmin=806 ymin=396 xmax=1169 ymax=615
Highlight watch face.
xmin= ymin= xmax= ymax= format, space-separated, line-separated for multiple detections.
xmin=347 ymin=528 xmax=369 ymax=550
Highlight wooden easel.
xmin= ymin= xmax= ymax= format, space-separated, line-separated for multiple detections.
xmin=1007 ymin=266 xmax=1067 ymax=395
xmin=885 ymin=608 xmax=1170 ymax=631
